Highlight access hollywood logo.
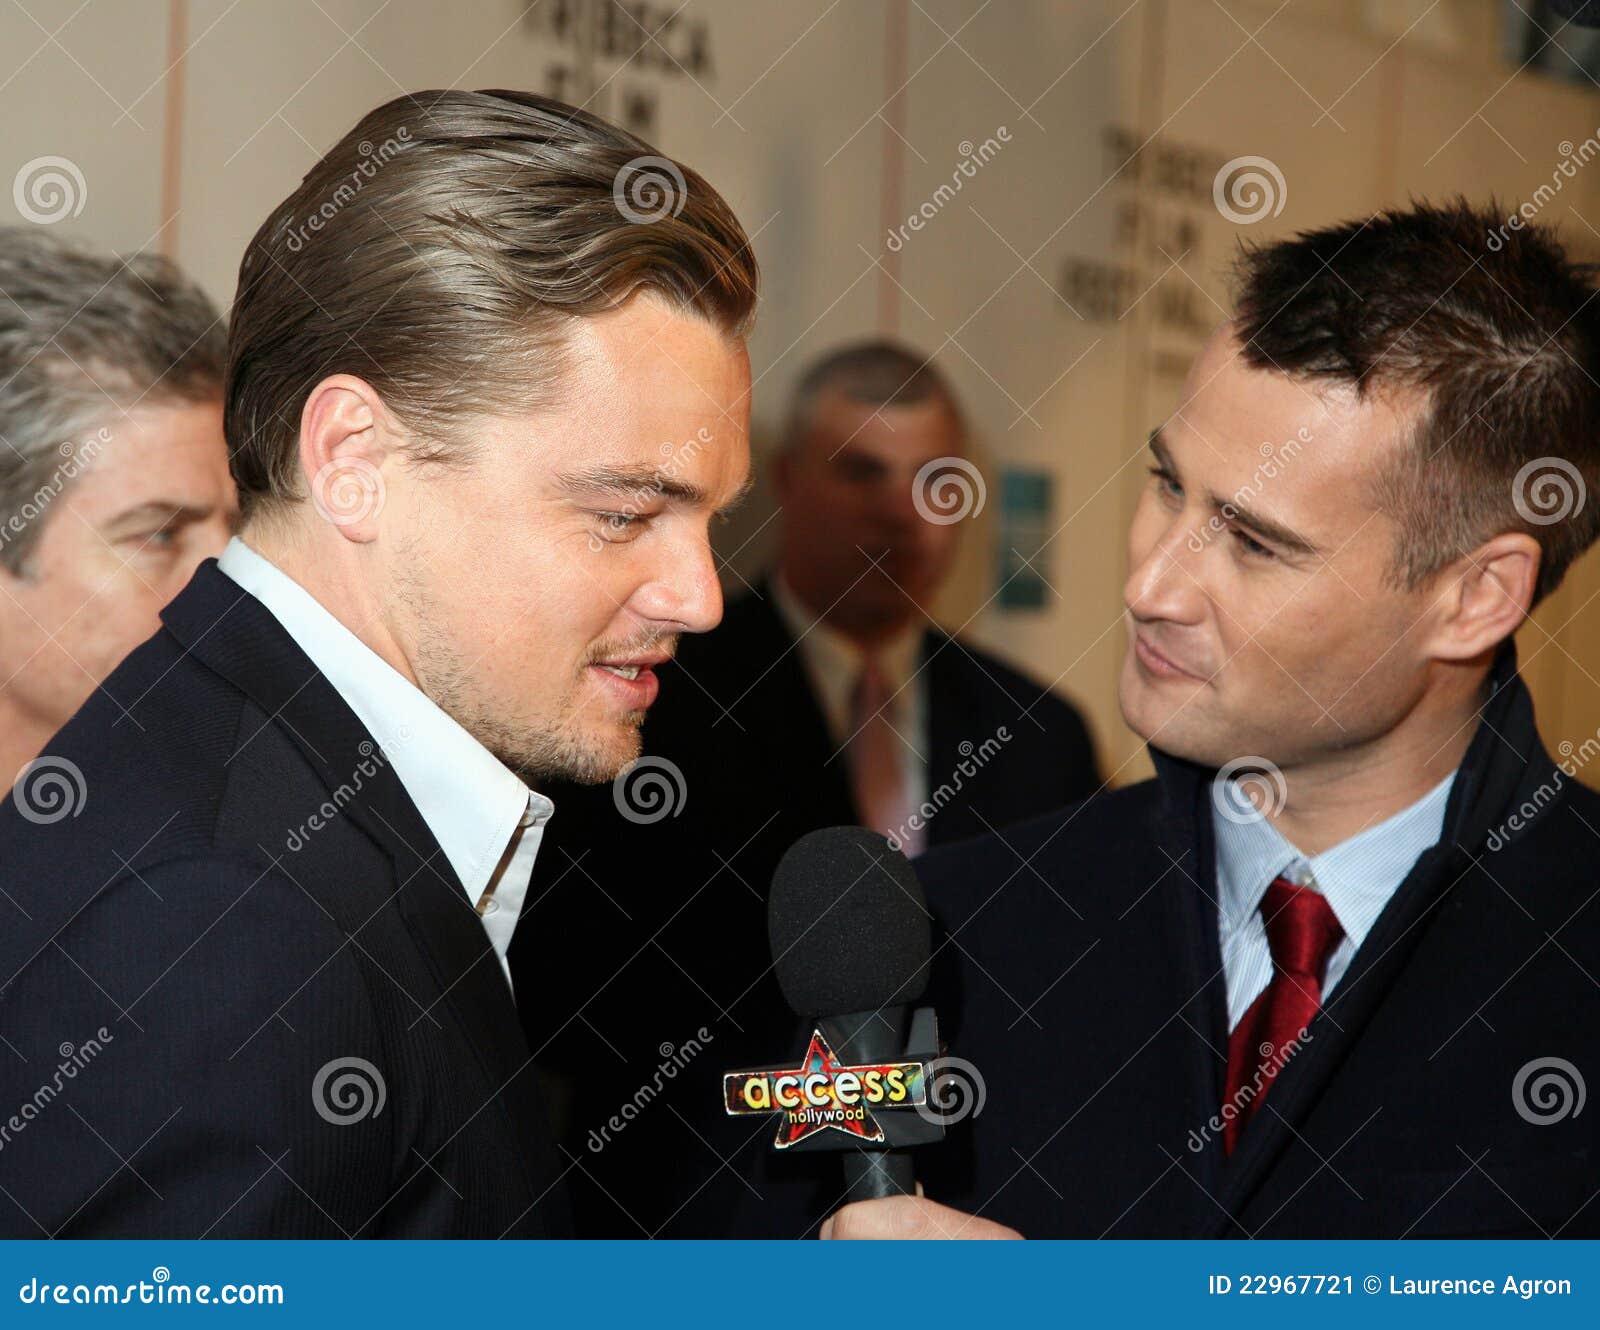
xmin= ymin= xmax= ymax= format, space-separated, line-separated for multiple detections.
xmin=722 ymin=1027 xmax=927 ymax=1148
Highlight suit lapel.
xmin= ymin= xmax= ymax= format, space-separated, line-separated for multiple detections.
xmin=161 ymin=562 xmax=564 ymax=1217
xmin=1146 ymin=747 xmax=1234 ymax=1218
xmin=1188 ymin=641 xmax=1552 ymax=1234
xmin=1203 ymin=840 xmax=1468 ymax=1232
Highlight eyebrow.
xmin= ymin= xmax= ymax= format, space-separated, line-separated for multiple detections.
xmin=1147 ymin=428 xmax=1319 ymax=557
xmin=103 ymin=500 xmax=223 ymax=532
xmin=557 ymin=464 xmax=755 ymax=518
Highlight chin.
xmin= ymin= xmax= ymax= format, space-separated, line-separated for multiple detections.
xmin=1138 ymin=713 xmax=1234 ymax=769
xmin=492 ymin=718 xmax=640 ymax=788
xmin=573 ymin=721 xmax=645 ymax=785
xmin=851 ymin=583 xmax=924 ymax=629
xmin=1120 ymin=674 xmax=1205 ymax=760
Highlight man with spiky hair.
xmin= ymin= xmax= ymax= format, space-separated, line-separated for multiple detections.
xmin=0 ymin=91 xmax=757 ymax=1238
xmin=820 ymin=200 xmax=1600 ymax=1240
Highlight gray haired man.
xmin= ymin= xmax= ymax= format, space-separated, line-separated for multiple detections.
xmin=0 ymin=228 xmax=235 ymax=788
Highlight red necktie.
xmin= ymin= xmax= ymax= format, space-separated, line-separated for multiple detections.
xmin=1222 ymin=876 xmax=1343 ymax=1155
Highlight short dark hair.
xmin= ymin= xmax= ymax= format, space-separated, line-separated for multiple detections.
xmin=226 ymin=89 xmax=760 ymax=522
xmin=1231 ymin=197 xmax=1600 ymax=608
xmin=782 ymin=339 xmax=965 ymax=452
xmin=0 ymin=228 xmax=225 ymax=575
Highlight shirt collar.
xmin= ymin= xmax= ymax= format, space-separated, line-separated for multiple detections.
xmin=769 ymin=571 xmax=923 ymax=741
xmin=1212 ymin=766 xmax=1457 ymax=949
xmin=216 ymin=536 xmax=551 ymax=905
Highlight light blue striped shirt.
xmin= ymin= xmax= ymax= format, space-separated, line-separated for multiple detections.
xmin=1212 ymin=768 xmax=1457 ymax=1030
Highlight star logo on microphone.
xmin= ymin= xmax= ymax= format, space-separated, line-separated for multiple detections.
xmin=723 ymin=1027 xmax=927 ymax=1149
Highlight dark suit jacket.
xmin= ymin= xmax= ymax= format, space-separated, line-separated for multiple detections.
xmin=658 ymin=577 xmax=1105 ymax=856
xmin=747 ymin=639 xmax=1600 ymax=1238
xmin=513 ymin=579 xmax=1101 ymax=1236
xmin=0 ymin=561 xmax=569 ymax=1238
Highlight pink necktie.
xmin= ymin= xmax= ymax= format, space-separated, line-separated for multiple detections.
xmin=847 ymin=656 xmax=922 ymax=856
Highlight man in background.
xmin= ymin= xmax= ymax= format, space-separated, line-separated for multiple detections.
xmin=517 ymin=340 xmax=1099 ymax=1236
xmin=703 ymin=339 xmax=1101 ymax=858
xmin=0 ymin=229 xmax=234 ymax=790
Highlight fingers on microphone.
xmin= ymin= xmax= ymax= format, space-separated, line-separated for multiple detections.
xmin=820 ymin=1195 xmax=1022 ymax=1240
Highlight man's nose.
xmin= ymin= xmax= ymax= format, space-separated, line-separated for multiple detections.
xmin=658 ymin=533 xmax=725 ymax=635
xmin=1124 ymin=520 xmax=1205 ymax=625
xmin=865 ymin=473 xmax=926 ymax=537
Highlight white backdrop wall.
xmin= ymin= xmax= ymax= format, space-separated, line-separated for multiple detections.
xmin=6 ymin=0 xmax=1600 ymax=785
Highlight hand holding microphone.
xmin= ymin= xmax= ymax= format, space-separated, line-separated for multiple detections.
xmin=820 ymin=1190 xmax=1022 ymax=1240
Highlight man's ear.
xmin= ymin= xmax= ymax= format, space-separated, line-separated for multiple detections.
xmin=1428 ymin=531 xmax=1542 ymax=663
xmin=295 ymin=374 xmax=393 ymax=542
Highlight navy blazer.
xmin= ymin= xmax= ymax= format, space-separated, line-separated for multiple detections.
xmin=0 ymin=561 xmax=569 ymax=1238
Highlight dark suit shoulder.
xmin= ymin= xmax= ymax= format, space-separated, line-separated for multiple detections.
xmin=0 ymin=629 xmax=262 ymax=967
xmin=1492 ymin=770 xmax=1600 ymax=935
xmin=915 ymin=776 xmax=1166 ymax=930
xmin=0 ymin=854 xmax=389 ymax=1237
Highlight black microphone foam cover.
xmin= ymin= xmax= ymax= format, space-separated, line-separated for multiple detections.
xmin=768 ymin=825 xmax=931 ymax=1018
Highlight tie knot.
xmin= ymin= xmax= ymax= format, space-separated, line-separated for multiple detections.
xmin=1260 ymin=876 xmax=1343 ymax=980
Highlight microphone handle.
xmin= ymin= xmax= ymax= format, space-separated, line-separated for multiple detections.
xmin=821 ymin=1007 xmax=920 ymax=1203
xmin=842 ymin=1148 xmax=916 ymax=1201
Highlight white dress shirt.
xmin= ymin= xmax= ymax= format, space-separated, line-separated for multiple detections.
xmin=217 ymin=536 xmax=551 ymax=990
xmin=1212 ymin=767 xmax=1457 ymax=1029
xmin=768 ymin=573 xmax=929 ymax=821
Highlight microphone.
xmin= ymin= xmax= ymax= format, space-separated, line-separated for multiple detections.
xmin=742 ymin=825 xmax=946 ymax=1203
